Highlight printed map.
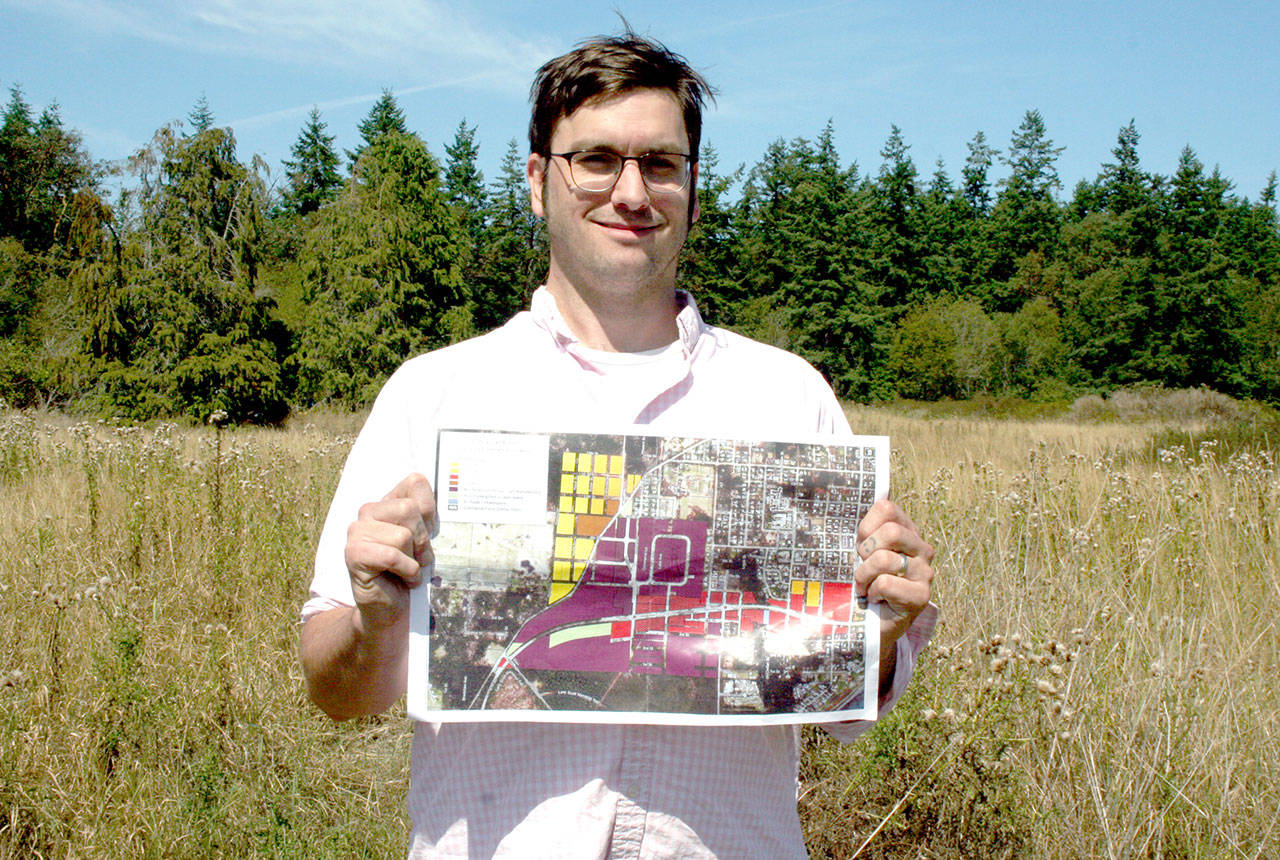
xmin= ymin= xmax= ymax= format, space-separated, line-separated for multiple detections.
xmin=407 ymin=429 xmax=888 ymax=724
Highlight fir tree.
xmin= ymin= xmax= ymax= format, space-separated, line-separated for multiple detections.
xmin=347 ymin=89 xmax=408 ymax=167
xmin=187 ymin=94 xmax=215 ymax=134
xmin=282 ymin=107 xmax=341 ymax=216
xmin=442 ymin=119 xmax=487 ymax=248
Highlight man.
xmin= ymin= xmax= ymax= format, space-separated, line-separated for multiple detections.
xmin=301 ymin=31 xmax=937 ymax=858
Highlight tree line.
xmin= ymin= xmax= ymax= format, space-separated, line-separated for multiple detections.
xmin=1 ymin=86 xmax=1276 ymax=423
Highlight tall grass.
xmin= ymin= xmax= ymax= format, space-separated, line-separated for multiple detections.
xmin=0 ymin=404 xmax=1275 ymax=857
xmin=0 ymin=412 xmax=409 ymax=857
xmin=800 ymin=408 xmax=1280 ymax=858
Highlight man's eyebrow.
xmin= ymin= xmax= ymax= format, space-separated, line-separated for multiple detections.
xmin=564 ymin=139 xmax=688 ymax=154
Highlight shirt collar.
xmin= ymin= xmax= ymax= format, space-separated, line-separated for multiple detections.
xmin=529 ymin=285 xmax=707 ymax=357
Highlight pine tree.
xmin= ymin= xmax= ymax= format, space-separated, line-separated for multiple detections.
xmin=867 ymin=124 xmax=923 ymax=308
xmin=0 ymin=88 xmax=96 ymax=251
xmin=282 ymin=107 xmax=341 ymax=216
xmin=442 ymin=118 xmax=487 ymax=267
xmin=678 ymin=145 xmax=743 ymax=325
xmin=1001 ymin=109 xmax=1064 ymax=200
xmin=106 ymin=122 xmax=288 ymax=422
xmin=0 ymin=85 xmax=35 ymax=241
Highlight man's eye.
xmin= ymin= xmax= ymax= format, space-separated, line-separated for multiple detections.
xmin=576 ymin=153 xmax=618 ymax=170
xmin=644 ymin=155 xmax=681 ymax=173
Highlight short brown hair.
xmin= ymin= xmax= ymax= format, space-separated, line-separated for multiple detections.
xmin=528 ymin=32 xmax=714 ymax=158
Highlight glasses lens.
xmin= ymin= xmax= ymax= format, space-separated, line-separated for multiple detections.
xmin=569 ymin=152 xmax=622 ymax=192
xmin=567 ymin=152 xmax=690 ymax=193
xmin=640 ymin=153 xmax=689 ymax=192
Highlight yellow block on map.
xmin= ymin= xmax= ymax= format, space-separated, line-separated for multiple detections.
xmin=562 ymin=452 xmax=576 ymax=471
xmin=609 ymin=455 xmax=623 ymax=474
xmin=549 ymin=582 xmax=574 ymax=603
xmin=556 ymin=513 xmax=575 ymax=535
xmin=552 ymin=560 xmax=572 ymax=582
xmin=807 ymin=580 xmax=821 ymax=607
xmin=560 ymin=474 xmax=574 ymax=494
xmin=554 ymin=537 xmax=573 ymax=559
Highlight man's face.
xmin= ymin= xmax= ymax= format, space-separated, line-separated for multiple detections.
xmin=527 ymin=88 xmax=699 ymax=299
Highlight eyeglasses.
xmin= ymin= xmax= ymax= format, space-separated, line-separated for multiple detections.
xmin=550 ymin=150 xmax=694 ymax=194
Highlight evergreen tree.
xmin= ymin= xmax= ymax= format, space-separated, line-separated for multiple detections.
xmin=678 ymin=145 xmax=744 ymax=325
xmin=282 ymin=107 xmax=341 ymax=216
xmin=960 ymin=131 xmax=998 ymax=215
xmin=1099 ymin=119 xmax=1146 ymax=215
xmin=187 ymin=95 xmax=214 ymax=134
xmin=989 ymin=110 xmax=1066 ymax=301
xmin=348 ymin=89 xmax=408 ymax=167
xmin=296 ymin=131 xmax=468 ymax=406
xmin=103 ymin=122 xmax=288 ymax=422
xmin=442 ymin=119 xmax=486 ymax=240
xmin=471 ymin=138 xmax=544 ymax=330
xmin=0 ymin=91 xmax=96 ymax=251
xmin=866 ymin=124 xmax=924 ymax=307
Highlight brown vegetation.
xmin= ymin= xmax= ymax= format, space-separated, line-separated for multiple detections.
xmin=0 ymin=399 xmax=1276 ymax=857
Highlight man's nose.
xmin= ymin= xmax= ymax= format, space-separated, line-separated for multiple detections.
xmin=611 ymin=159 xmax=651 ymax=209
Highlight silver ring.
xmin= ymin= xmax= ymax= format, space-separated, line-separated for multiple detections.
xmin=898 ymin=553 xmax=910 ymax=577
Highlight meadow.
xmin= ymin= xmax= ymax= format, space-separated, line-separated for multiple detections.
xmin=0 ymin=393 xmax=1276 ymax=858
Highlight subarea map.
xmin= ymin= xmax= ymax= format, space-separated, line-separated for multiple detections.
xmin=407 ymin=429 xmax=889 ymax=725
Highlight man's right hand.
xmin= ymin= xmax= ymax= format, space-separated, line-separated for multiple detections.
xmin=301 ymin=472 xmax=438 ymax=720
xmin=344 ymin=472 xmax=438 ymax=633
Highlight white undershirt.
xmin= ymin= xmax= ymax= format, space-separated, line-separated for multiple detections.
xmin=573 ymin=339 xmax=685 ymax=416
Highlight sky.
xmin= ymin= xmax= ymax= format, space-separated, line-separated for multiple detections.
xmin=3 ymin=0 xmax=1278 ymax=203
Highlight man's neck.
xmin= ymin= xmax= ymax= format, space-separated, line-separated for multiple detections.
xmin=545 ymin=279 xmax=680 ymax=353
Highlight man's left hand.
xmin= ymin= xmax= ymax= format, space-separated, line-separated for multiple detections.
xmin=855 ymin=499 xmax=935 ymax=649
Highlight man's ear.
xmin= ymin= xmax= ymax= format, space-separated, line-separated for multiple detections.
xmin=527 ymin=153 xmax=547 ymax=218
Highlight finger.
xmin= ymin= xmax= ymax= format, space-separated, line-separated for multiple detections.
xmin=357 ymin=496 xmax=433 ymax=563
xmin=856 ymin=499 xmax=920 ymax=547
xmin=385 ymin=472 xmax=439 ymax=536
xmin=866 ymin=571 xmax=932 ymax=632
xmin=855 ymin=547 xmax=912 ymax=595
xmin=346 ymin=520 xmax=430 ymax=586
xmin=345 ymin=537 xmax=422 ymax=587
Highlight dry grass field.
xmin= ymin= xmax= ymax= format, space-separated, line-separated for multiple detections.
xmin=0 ymin=395 xmax=1276 ymax=858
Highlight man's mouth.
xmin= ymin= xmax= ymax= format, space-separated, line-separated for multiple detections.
xmin=595 ymin=221 xmax=660 ymax=236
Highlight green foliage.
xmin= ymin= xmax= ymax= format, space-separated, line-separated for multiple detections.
xmin=294 ymin=132 xmax=466 ymax=407
xmin=0 ymin=86 xmax=97 ymax=253
xmin=90 ymin=121 xmax=288 ymax=422
xmin=0 ymin=236 xmax=37 ymax=337
xmin=888 ymin=301 xmax=957 ymax=400
xmin=281 ymin=107 xmax=341 ymax=216
xmin=347 ymin=88 xmax=409 ymax=167
xmin=1 ymin=84 xmax=1278 ymax=414
xmin=468 ymin=138 xmax=545 ymax=330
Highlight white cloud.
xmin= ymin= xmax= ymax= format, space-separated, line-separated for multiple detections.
xmin=11 ymin=0 xmax=552 ymax=92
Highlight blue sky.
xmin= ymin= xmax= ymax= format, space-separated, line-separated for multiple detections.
xmin=4 ymin=0 xmax=1278 ymax=202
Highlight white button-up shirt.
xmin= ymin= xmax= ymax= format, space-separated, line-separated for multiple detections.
xmin=305 ymin=288 xmax=938 ymax=858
